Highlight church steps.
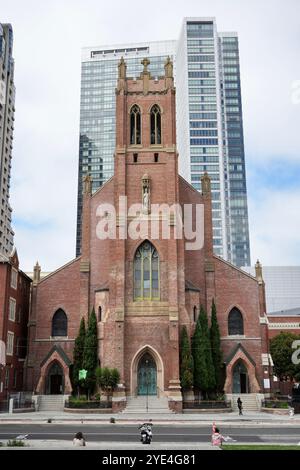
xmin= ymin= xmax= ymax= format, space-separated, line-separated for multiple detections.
xmin=230 ymin=393 xmax=261 ymax=412
xmin=38 ymin=395 xmax=64 ymax=411
xmin=122 ymin=396 xmax=173 ymax=414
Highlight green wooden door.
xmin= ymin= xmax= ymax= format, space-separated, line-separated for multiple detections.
xmin=137 ymin=354 xmax=157 ymax=395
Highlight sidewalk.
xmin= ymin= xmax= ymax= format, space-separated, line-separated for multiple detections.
xmin=1 ymin=439 xmax=299 ymax=450
xmin=0 ymin=439 xmax=219 ymax=450
xmin=0 ymin=410 xmax=300 ymax=425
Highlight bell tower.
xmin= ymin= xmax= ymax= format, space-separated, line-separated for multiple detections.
xmin=109 ymin=56 xmax=184 ymax=411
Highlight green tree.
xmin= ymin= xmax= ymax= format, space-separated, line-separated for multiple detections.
xmin=72 ymin=317 xmax=86 ymax=391
xmin=192 ymin=310 xmax=208 ymax=397
xmin=83 ymin=307 xmax=98 ymax=395
xmin=96 ymin=367 xmax=120 ymax=402
xmin=270 ymin=332 xmax=300 ymax=381
xmin=210 ymin=299 xmax=223 ymax=392
xmin=180 ymin=326 xmax=194 ymax=390
xmin=111 ymin=368 xmax=120 ymax=388
xmin=199 ymin=305 xmax=216 ymax=395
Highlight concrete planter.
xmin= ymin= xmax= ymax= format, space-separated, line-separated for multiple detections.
xmin=12 ymin=408 xmax=35 ymax=413
xmin=182 ymin=390 xmax=194 ymax=402
xmin=183 ymin=408 xmax=232 ymax=414
xmin=64 ymin=407 xmax=112 ymax=414
xmin=261 ymin=408 xmax=290 ymax=415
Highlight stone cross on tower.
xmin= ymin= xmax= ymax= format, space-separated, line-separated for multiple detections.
xmin=141 ymin=58 xmax=151 ymax=94
xmin=141 ymin=57 xmax=150 ymax=74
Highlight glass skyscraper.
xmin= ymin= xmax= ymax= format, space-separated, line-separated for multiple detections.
xmin=0 ymin=23 xmax=15 ymax=256
xmin=76 ymin=17 xmax=250 ymax=267
xmin=176 ymin=18 xmax=250 ymax=266
xmin=76 ymin=41 xmax=175 ymax=255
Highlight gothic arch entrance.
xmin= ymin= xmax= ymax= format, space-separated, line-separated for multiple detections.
xmin=137 ymin=353 xmax=157 ymax=396
xmin=46 ymin=362 xmax=64 ymax=394
xmin=131 ymin=345 xmax=164 ymax=397
xmin=233 ymin=361 xmax=249 ymax=393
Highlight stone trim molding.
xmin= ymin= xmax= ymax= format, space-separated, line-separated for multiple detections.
xmin=224 ymin=344 xmax=261 ymax=394
xmin=268 ymin=323 xmax=300 ymax=329
xmin=224 ymin=342 xmax=256 ymax=366
xmin=36 ymin=347 xmax=72 ymax=394
xmin=40 ymin=345 xmax=72 ymax=368
xmin=221 ymin=337 xmax=261 ymax=341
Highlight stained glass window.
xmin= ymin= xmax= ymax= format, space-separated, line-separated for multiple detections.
xmin=150 ymin=105 xmax=161 ymax=144
xmin=134 ymin=241 xmax=159 ymax=300
xmin=130 ymin=105 xmax=141 ymax=144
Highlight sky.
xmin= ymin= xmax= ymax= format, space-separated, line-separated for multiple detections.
xmin=1 ymin=0 xmax=300 ymax=271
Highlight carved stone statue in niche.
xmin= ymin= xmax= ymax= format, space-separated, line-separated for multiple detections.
xmin=201 ymin=172 xmax=211 ymax=196
xmin=142 ymin=174 xmax=150 ymax=214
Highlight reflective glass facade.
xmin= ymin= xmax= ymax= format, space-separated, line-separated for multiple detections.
xmin=76 ymin=42 xmax=175 ymax=255
xmin=219 ymin=33 xmax=250 ymax=266
xmin=76 ymin=19 xmax=250 ymax=267
xmin=176 ymin=18 xmax=250 ymax=266
xmin=0 ymin=23 xmax=15 ymax=256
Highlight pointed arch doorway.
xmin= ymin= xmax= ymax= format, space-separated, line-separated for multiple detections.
xmin=46 ymin=362 xmax=64 ymax=395
xmin=131 ymin=346 xmax=164 ymax=397
xmin=233 ymin=361 xmax=249 ymax=394
xmin=137 ymin=353 xmax=157 ymax=396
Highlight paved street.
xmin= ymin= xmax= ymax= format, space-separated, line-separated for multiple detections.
xmin=0 ymin=423 xmax=300 ymax=445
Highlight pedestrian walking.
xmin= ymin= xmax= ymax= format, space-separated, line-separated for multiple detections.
xmin=237 ymin=397 xmax=243 ymax=415
xmin=73 ymin=431 xmax=86 ymax=447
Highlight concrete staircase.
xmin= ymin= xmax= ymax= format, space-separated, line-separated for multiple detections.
xmin=38 ymin=395 xmax=65 ymax=411
xmin=122 ymin=396 xmax=173 ymax=414
xmin=231 ymin=394 xmax=261 ymax=412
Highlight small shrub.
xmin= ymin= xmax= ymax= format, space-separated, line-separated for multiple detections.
xmin=110 ymin=417 xmax=116 ymax=423
xmin=47 ymin=418 xmax=52 ymax=423
xmin=265 ymin=400 xmax=289 ymax=409
xmin=216 ymin=393 xmax=225 ymax=401
xmin=7 ymin=439 xmax=25 ymax=447
xmin=67 ymin=399 xmax=111 ymax=409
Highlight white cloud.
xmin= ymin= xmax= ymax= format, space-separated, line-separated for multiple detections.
xmin=249 ymin=188 xmax=300 ymax=265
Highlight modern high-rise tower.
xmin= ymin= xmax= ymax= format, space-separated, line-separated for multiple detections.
xmin=176 ymin=18 xmax=250 ymax=266
xmin=76 ymin=18 xmax=250 ymax=267
xmin=0 ymin=23 xmax=14 ymax=256
xmin=76 ymin=40 xmax=175 ymax=255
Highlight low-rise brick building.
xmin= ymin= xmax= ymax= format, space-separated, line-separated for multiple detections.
xmin=267 ymin=308 xmax=300 ymax=339
xmin=0 ymin=250 xmax=31 ymax=402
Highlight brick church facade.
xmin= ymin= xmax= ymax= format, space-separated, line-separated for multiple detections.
xmin=24 ymin=57 xmax=272 ymax=411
